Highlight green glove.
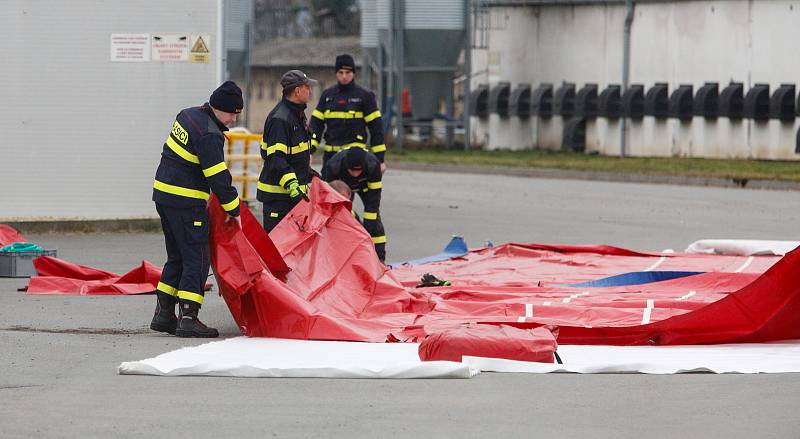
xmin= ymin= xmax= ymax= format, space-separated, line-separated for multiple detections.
xmin=287 ymin=180 xmax=309 ymax=201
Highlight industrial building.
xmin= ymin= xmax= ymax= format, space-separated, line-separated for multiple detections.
xmin=469 ymin=0 xmax=800 ymax=159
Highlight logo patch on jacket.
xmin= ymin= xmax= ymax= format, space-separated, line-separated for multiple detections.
xmin=338 ymin=99 xmax=347 ymax=104
xmin=349 ymin=98 xmax=362 ymax=103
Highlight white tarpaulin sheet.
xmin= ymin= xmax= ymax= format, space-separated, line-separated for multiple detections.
xmin=685 ymin=239 xmax=800 ymax=256
xmin=118 ymin=337 xmax=478 ymax=379
xmin=119 ymin=337 xmax=800 ymax=378
xmin=467 ymin=341 xmax=800 ymax=374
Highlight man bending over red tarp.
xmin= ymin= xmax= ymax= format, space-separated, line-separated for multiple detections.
xmin=208 ymin=179 xmax=800 ymax=346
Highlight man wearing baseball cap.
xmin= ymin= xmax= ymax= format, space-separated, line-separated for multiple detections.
xmin=309 ymin=54 xmax=386 ymax=173
xmin=150 ymin=81 xmax=243 ymax=338
xmin=257 ymin=69 xmax=319 ymax=232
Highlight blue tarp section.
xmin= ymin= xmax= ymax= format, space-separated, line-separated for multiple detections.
xmin=390 ymin=236 xmax=469 ymax=267
xmin=567 ymin=271 xmax=704 ymax=288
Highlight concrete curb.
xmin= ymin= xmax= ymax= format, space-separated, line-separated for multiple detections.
xmin=390 ymin=161 xmax=800 ymax=191
xmin=7 ymin=206 xmax=264 ymax=234
xmin=6 ymin=218 xmax=162 ymax=234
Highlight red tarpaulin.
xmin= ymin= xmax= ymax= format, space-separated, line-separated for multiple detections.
xmin=418 ymin=324 xmax=557 ymax=363
xmin=26 ymin=256 xmax=218 ymax=295
xmin=209 ymin=179 xmax=800 ymax=346
xmin=0 ymin=224 xmax=26 ymax=246
xmin=26 ymin=257 xmax=162 ymax=295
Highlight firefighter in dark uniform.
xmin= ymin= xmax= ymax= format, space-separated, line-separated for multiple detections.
xmin=310 ymin=54 xmax=386 ymax=173
xmin=150 ymin=81 xmax=243 ymax=338
xmin=322 ymin=147 xmax=386 ymax=262
xmin=259 ymin=70 xmax=318 ymax=232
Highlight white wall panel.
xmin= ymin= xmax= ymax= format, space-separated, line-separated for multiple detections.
xmin=0 ymin=0 xmax=220 ymax=220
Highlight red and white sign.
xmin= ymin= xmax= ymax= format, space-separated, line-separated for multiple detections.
xmin=110 ymin=33 xmax=150 ymax=62
xmin=151 ymin=34 xmax=190 ymax=61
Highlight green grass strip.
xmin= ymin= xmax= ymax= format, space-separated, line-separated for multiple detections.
xmin=389 ymin=149 xmax=800 ymax=182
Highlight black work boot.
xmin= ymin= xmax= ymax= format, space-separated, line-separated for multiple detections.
xmin=176 ymin=300 xmax=219 ymax=338
xmin=150 ymin=292 xmax=178 ymax=334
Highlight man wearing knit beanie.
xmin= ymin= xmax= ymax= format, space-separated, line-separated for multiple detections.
xmin=210 ymin=80 xmax=243 ymax=111
xmin=309 ymin=53 xmax=387 ymax=174
xmin=321 ymin=146 xmax=387 ymax=262
xmin=149 ymin=81 xmax=243 ymax=338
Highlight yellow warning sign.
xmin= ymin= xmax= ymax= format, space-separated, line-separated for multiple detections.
xmin=190 ymin=34 xmax=211 ymax=63
xmin=191 ymin=36 xmax=209 ymax=53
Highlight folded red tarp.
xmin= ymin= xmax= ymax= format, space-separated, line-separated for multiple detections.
xmin=23 ymin=205 xmax=269 ymax=295
xmin=26 ymin=256 xmax=162 ymax=295
xmin=209 ymin=179 xmax=800 ymax=346
xmin=0 ymin=224 xmax=26 ymax=246
xmin=418 ymin=324 xmax=557 ymax=363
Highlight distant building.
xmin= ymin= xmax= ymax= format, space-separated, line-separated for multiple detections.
xmin=471 ymin=0 xmax=800 ymax=159
xmin=242 ymin=36 xmax=362 ymax=131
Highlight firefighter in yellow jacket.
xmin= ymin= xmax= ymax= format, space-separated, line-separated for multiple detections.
xmin=258 ymin=70 xmax=318 ymax=232
xmin=150 ymin=81 xmax=243 ymax=338
xmin=309 ymin=54 xmax=386 ymax=173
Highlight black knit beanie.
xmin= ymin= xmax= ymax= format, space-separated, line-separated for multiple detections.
xmin=209 ymin=81 xmax=243 ymax=113
xmin=335 ymin=54 xmax=355 ymax=72
xmin=344 ymin=147 xmax=367 ymax=170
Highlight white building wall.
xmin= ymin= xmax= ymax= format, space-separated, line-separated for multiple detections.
xmin=0 ymin=0 xmax=221 ymax=220
xmin=473 ymin=0 xmax=800 ymax=160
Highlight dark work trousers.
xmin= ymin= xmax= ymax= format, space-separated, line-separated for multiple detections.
xmin=155 ymin=203 xmax=210 ymax=305
xmin=352 ymin=192 xmax=386 ymax=262
xmin=262 ymin=197 xmax=300 ymax=233
xmin=363 ymin=214 xmax=386 ymax=261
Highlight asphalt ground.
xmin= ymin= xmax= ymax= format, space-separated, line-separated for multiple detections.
xmin=3 ymin=169 xmax=800 ymax=438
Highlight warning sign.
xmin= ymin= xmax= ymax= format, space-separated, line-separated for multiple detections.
xmin=190 ymin=35 xmax=211 ymax=63
xmin=191 ymin=36 xmax=209 ymax=53
xmin=110 ymin=34 xmax=150 ymax=62
xmin=151 ymin=34 xmax=189 ymax=61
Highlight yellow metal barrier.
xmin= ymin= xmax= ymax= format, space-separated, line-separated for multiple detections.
xmin=224 ymin=132 xmax=262 ymax=202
